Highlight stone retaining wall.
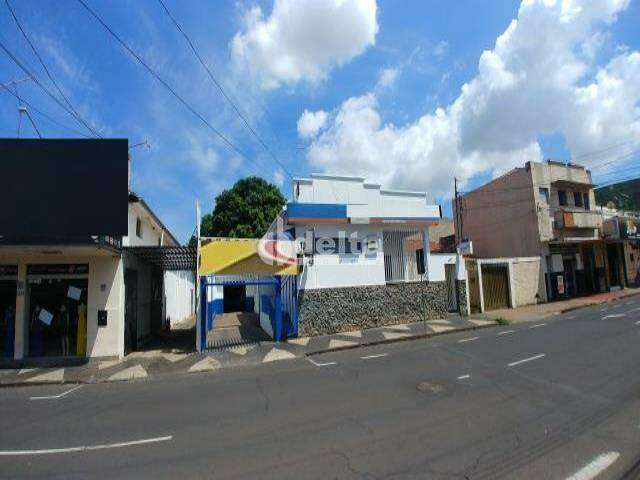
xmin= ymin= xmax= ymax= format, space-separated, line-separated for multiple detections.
xmin=456 ymin=279 xmax=468 ymax=315
xmin=298 ymin=281 xmax=449 ymax=337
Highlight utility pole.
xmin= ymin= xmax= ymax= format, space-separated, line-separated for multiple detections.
xmin=454 ymin=177 xmax=463 ymax=245
xmin=454 ymin=177 xmax=458 ymax=243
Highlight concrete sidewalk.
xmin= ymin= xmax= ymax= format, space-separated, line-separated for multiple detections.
xmin=0 ymin=315 xmax=496 ymax=387
xmin=477 ymin=287 xmax=640 ymax=324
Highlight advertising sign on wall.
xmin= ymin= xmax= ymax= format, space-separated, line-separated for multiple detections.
xmin=0 ymin=139 xmax=128 ymax=238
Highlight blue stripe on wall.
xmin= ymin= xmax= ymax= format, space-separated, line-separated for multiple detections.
xmin=286 ymin=202 xmax=347 ymax=219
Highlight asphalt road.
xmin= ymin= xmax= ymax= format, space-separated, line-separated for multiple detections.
xmin=2 ymin=297 xmax=640 ymax=479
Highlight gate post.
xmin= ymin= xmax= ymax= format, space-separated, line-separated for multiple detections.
xmin=274 ymin=276 xmax=282 ymax=342
xmin=199 ymin=279 xmax=207 ymax=351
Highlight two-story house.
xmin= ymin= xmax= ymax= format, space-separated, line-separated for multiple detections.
xmin=455 ymin=160 xmax=618 ymax=302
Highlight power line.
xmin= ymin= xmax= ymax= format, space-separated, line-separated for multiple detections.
xmin=4 ymin=0 xmax=101 ymax=137
xmin=0 ymin=37 xmax=101 ymax=137
xmin=595 ymin=163 xmax=640 ymax=180
xmin=0 ymin=75 xmax=29 ymax=89
xmin=571 ymin=139 xmax=635 ymax=162
xmin=156 ymin=0 xmax=293 ymax=179
xmin=0 ymin=81 xmax=92 ymax=137
xmin=20 ymin=106 xmax=42 ymax=138
xmin=596 ymin=173 xmax=640 ymax=190
xmin=589 ymin=149 xmax=640 ymax=171
xmin=459 ymin=156 xmax=639 ymax=197
xmin=75 ymin=0 xmax=270 ymax=178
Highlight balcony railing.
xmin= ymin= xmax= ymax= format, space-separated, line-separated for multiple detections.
xmin=554 ymin=209 xmax=602 ymax=230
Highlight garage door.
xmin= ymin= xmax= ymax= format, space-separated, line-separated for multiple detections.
xmin=482 ymin=264 xmax=510 ymax=311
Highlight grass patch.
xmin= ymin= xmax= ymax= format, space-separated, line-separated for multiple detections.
xmin=494 ymin=317 xmax=511 ymax=326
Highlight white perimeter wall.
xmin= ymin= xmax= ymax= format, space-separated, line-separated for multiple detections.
xmin=295 ymin=224 xmax=385 ymax=290
xmin=428 ymin=253 xmax=466 ymax=281
xmin=248 ymin=283 xmax=275 ymax=338
xmin=164 ymin=270 xmax=195 ymax=325
xmin=295 ymin=225 xmax=466 ymax=290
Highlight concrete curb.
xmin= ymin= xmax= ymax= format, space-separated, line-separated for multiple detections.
xmin=306 ymin=322 xmax=498 ymax=356
xmin=478 ymin=291 xmax=640 ymax=325
xmin=559 ymin=290 xmax=640 ymax=314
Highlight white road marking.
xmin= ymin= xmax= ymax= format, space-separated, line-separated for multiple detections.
xmin=457 ymin=374 xmax=470 ymax=380
xmin=565 ymin=451 xmax=619 ymax=480
xmin=602 ymin=314 xmax=626 ymax=319
xmin=625 ymin=307 xmax=640 ymax=313
xmin=497 ymin=330 xmax=515 ymax=336
xmin=307 ymin=358 xmax=337 ymax=367
xmin=262 ymin=348 xmax=296 ymax=363
xmin=508 ymin=353 xmax=546 ymax=367
xmin=30 ymin=385 xmax=83 ymax=401
xmin=530 ymin=323 xmax=546 ymax=329
xmin=0 ymin=435 xmax=172 ymax=456
xmin=635 ymin=320 xmax=640 ymax=325
xmin=458 ymin=336 xmax=479 ymax=343
xmin=567 ymin=315 xmax=576 ymax=319
xmin=361 ymin=353 xmax=389 ymax=360
xmin=188 ymin=357 xmax=220 ymax=373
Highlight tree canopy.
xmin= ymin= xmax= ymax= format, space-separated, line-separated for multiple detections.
xmin=190 ymin=176 xmax=286 ymax=247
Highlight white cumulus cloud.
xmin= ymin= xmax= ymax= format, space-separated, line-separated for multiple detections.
xmin=297 ymin=109 xmax=329 ymax=138
xmin=305 ymin=0 xmax=640 ymax=199
xmin=231 ymin=0 xmax=379 ymax=90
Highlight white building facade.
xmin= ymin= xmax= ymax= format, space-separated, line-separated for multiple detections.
xmin=0 ymin=194 xmax=194 ymax=362
xmin=284 ymin=174 xmax=468 ymax=336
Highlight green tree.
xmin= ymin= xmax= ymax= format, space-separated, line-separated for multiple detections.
xmin=189 ymin=177 xmax=286 ymax=247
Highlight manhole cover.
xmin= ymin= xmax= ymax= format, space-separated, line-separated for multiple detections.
xmin=416 ymin=381 xmax=444 ymax=393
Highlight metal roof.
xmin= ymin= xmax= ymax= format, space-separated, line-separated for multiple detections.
xmin=123 ymin=246 xmax=196 ymax=271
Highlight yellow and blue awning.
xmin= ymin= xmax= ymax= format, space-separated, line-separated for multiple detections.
xmin=198 ymin=237 xmax=298 ymax=276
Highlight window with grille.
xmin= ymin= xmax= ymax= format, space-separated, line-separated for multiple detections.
xmin=383 ymin=230 xmax=424 ymax=283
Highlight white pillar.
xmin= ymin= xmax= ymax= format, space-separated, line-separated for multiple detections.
xmin=478 ymin=261 xmax=485 ymax=313
xmin=422 ymin=227 xmax=431 ymax=281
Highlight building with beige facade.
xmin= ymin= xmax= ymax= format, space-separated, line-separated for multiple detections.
xmin=0 ymin=193 xmax=195 ymax=362
xmin=455 ymin=160 xmax=624 ymax=304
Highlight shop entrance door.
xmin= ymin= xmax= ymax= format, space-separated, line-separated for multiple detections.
xmin=124 ymin=269 xmax=138 ymax=354
xmin=28 ymin=278 xmax=88 ymax=357
xmin=583 ymin=249 xmax=596 ymax=294
xmin=563 ymin=259 xmax=576 ymax=297
xmin=607 ymin=244 xmax=621 ymax=287
xmin=0 ymin=280 xmax=17 ymax=358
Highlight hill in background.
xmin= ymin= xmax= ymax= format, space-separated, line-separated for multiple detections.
xmin=595 ymin=177 xmax=640 ymax=211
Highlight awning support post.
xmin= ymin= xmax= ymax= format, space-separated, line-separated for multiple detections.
xmin=274 ymin=276 xmax=282 ymax=342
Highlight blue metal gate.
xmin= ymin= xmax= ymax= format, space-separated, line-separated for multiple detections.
xmin=199 ymin=275 xmax=298 ymax=351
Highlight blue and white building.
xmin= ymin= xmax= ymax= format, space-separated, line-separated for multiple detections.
xmin=283 ymin=174 xmax=468 ymax=336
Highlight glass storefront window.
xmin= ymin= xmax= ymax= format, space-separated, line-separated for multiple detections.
xmin=27 ymin=270 xmax=88 ymax=358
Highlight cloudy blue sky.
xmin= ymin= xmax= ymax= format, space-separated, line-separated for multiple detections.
xmin=1 ymin=0 xmax=639 ymax=243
